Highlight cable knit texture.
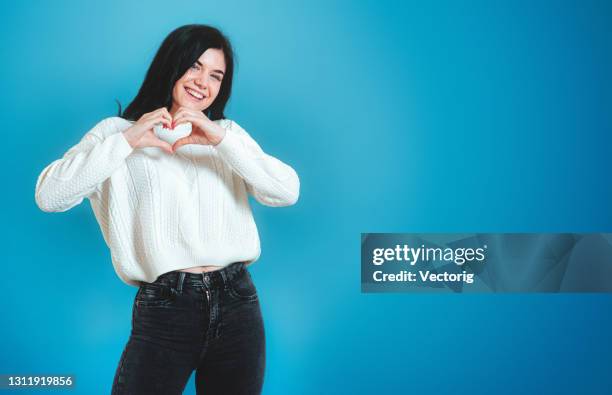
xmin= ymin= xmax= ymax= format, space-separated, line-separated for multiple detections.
xmin=35 ymin=116 xmax=300 ymax=287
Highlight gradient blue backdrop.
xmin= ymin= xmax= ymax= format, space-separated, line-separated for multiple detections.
xmin=2 ymin=0 xmax=611 ymax=393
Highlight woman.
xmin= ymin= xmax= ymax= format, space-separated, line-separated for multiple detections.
xmin=34 ymin=24 xmax=300 ymax=394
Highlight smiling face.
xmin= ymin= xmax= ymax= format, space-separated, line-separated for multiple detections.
xmin=170 ymin=48 xmax=226 ymax=115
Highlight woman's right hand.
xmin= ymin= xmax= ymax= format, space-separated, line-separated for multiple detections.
xmin=122 ymin=107 xmax=174 ymax=154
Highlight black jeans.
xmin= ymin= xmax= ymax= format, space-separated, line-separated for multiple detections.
xmin=111 ymin=262 xmax=265 ymax=394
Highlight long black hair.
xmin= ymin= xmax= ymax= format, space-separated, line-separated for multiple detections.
xmin=116 ymin=24 xmax=236 ymax=121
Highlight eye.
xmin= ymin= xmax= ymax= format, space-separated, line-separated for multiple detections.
xmin=191 ymin=63 xmax=200 ymax=70
xmin=212 ymin=74 xmax=222 ymax=81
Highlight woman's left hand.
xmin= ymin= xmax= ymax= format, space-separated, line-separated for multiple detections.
xmin=171 ymin=107 xmax=227 ymax=151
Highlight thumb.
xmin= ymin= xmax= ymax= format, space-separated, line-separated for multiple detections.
xmin=172 ymin=135 xmax=196 ymax=151
xmin=149 ymin=137 xmax=175 ymax=154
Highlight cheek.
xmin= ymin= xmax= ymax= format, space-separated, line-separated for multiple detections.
xmin=210 ymin=85 xmax=222 ymax=100
xmin=173 ymin=85 xmax=183 ymax=99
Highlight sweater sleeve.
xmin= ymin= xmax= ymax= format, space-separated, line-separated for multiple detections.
xmin=212 ymin=119 xmax=300 ymax=207
xmin=35 ymin=117 xmax=134 ymax=212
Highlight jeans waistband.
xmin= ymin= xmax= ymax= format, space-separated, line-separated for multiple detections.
xmin=151 ymin=262 xmax=247 ymax=292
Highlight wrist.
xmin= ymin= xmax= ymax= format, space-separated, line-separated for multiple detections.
xmin=210 ymin=126 xmax=227 ymax=146
xmin=122 ymin=128 xmax=140 ymax=148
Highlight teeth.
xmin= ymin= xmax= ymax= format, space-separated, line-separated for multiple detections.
xmin=186 ymin=87 xmax=204 ymax=99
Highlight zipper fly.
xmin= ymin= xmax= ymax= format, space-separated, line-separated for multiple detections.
xmin=203 ymin=273 xmax=211 ymax=307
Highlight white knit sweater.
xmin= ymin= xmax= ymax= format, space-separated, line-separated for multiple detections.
xmin=35 ymin=116 xmax=300 ymax=286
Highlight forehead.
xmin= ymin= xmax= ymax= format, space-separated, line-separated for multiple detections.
xmin=197 ymin=48 xmax=226 ymax=71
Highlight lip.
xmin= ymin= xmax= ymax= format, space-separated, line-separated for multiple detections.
xmin=185 ymin=86 xmax=206 ymax=101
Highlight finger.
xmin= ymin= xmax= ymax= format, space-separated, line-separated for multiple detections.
xmin=146 ymin=107 xmax=164 ymax=118
xmin=148 ymin=107 xmax=166 ymax=119
xmin=157 ymin=109 xmax=172 ymax=125
xmin=159 ymin=112 xmax=172 ymax=127
xmin=172 ymin=108 xmax=186 ymax=128
xmin=150 ymin=137 xmax=175 ymax=154
xmin=174 ymin=106 xmax=195 ymax=119
xmin=172 ymin=140 xmax=183 ymax=151
xmin=172 ymin=135 xmax=195 ymax=151
xmin=147 ymin=114 xmax=171 ymax=129
xmin=157 ymin=113 xmax=173 ymax=128
xmin=161 ymin=107 xmax=173 ymax=123
xmin=174 ymin=108 xmax=185 ymax=121
xmin=152 ymin=107 xmax=172 ymax=124
xmin=139 ymin=112 xmax=153 ymax=123
xmin=141 ymin=111 xmax=160 ymax=125
xmin=173 ymin=114 xmax=195 ymax=127
xmin=172 ymin=137 xmax=187 ymax=151
xmin=155 ymin=107 xmax=172 ymax=121
xmin=172 ymin=115 xmax=183 ymax=127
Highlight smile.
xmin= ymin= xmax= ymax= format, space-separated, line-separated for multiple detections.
xmin=185 ymin=87 xmax=205 ymax=101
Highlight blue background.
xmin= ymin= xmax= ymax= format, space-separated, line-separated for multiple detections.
xmin=2 ymin=0 xmax=611 ymax=393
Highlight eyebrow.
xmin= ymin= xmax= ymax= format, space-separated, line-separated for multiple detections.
xmin=195 ymin=60 xmax=225 ymax=75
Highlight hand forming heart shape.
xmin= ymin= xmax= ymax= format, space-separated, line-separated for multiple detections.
xmin=170 ymin=106 xmax=226 ymax=151
xmin=124 ymin=106 xmax=227 ymax=154
xmin=153 ymin=122 xmax=192 ymax=145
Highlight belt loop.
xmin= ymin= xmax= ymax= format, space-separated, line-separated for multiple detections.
xmin=229 ymin=261 xmax=242 ymax=282
xmin=219 ymin=269 xmax=228 ymax=287
xmin=202 ymin=272 xmax=211 ymax=287
xmin=177 ymin=272 xmax=186 ymax=293
xmin=236 ymin=261 xmax=245 ymax=276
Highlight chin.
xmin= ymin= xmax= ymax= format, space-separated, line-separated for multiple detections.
xmin=182 ymin=99 xmax=210 ymax=113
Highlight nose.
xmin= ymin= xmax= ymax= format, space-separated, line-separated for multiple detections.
xmin=194 ymin=75 xmax=209 ymax=92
